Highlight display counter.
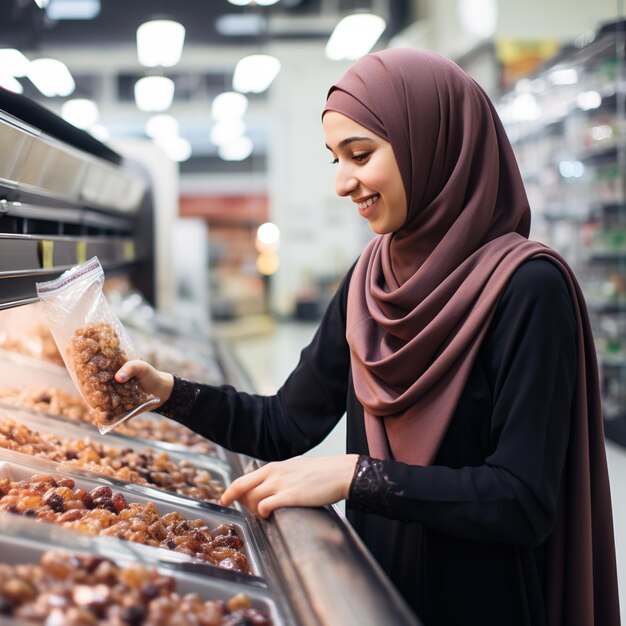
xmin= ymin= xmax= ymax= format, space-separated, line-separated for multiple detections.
xmin=0 ymin=89 xmax=421 ymax=625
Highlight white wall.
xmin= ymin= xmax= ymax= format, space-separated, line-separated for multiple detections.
xmin=265 ymin=42 xmax=371 ymax=316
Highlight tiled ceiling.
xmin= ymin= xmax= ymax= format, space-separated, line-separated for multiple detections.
xmin=2 ymin=0 xmax=413 ymax=50
xmin=1 ymin=0 xmax=415 ymax=172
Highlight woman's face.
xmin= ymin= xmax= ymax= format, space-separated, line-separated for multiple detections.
xmin=323 ymin=111 xmax=407 ymax=235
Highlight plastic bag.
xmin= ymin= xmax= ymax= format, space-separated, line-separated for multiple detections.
xmin=36 ymin=257 xmax=160 ymax=433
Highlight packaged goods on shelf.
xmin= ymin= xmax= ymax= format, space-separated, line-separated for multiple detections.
xmin=498 ymin=21 xmax=626 ymax=445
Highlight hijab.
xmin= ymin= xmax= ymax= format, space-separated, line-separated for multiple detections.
xmin=324 ymin=48 xmax=619 ymax=626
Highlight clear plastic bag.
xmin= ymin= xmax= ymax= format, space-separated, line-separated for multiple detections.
xmin=36 ymin=257 xmax=160 ymax=433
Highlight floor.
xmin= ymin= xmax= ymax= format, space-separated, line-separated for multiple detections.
xmin=225 ymin=319 xmax=626 ymax=620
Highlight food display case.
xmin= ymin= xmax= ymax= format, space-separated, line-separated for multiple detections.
xmin=0 ymin=89 xmax=420 ymax=624
xmin=497 ymin=20 xmax=626 ymax=446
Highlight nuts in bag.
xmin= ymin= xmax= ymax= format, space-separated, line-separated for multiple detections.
xmin=36 ymin=257 xmax=160 ymax=433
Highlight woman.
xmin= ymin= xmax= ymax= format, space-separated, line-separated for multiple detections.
xmin=116 ymin=49 xmax=620 ymax=625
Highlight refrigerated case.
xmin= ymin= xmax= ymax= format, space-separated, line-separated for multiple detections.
xmin=0 ymin=88 xmax=420 ymax=625
xmin=497 ymin=20 xmax=626 ymax=446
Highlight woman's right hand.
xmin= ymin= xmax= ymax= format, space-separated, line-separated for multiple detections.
xmin=115 ymin=360 xmax=174 ymax=408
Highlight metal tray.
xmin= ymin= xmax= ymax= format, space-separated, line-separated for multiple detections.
xmin=0 ymin=519 xmax=283 ymax=625
xmin=0 ymin=457 xmax=265 ymax=580
xmin=0 ymin=348 xmax=231 ymax=461
xmin=0 ymin=404 xmax=232 ymax=483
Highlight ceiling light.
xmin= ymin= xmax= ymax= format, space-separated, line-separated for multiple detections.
xmin=255 ymin=0 xmax=280 ymax=5
xmin=0 ymin=49 xmax=29 ymax=77
xmin=577 ymin=91 xmax=601 ymax=111
xmin=457 ymin=0 xmax=497 ymax=39
xmin=233 ymin=54 xmax=281 ymax=93
xmin=218 ymin=135 xmax=253 ymax=161
xmin=325 ymin=14 xmax=386 ymax=61
xmin=145 ymin=114 xmax=179 ymax=139
xmin=211 ymin=91 xmax=248 ymax=120
xmin=134 ymin=76 xmax=175 ymax=112
xmin=548 ymin=68 xmax=578 ymax=85
xmin=89 ymin=124 xmax=110 ymax=141
xmin=156 ymin=136 xmax=192 ymax=162
xmin=33 ymin=0 xmax=50 ymax=7
xmin=61 ymin=98 xmax=99 ymax=129
xmin=210 ymin=119 xmax=246 ymax=146
xmin=216 ymin=14 xmax=265 ymax=37
xmin=0 ymin=75 xmax=23 ymax=94
xmin=46 ymin=0 xmax=101 ymax=20
xmin=137 ymin=20 xmax=186 ymax=67
xmin=256 ymin=222 xmax=280 ymax=250
xmin=28 ymin=58 xmax=75 ymax=97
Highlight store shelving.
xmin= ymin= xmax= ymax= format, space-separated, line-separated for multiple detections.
xmin=498 ymin=20 xmax=626 ymax=445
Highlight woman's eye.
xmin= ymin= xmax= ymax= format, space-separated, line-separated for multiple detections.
xmin=330 ymin=157 xmax=338 ymax=165
xmin=353 ymin=152 xmax=370 ymax=163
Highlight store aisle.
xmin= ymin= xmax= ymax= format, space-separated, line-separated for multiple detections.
xmin=228 ymin=320 xmax=626 ymax=620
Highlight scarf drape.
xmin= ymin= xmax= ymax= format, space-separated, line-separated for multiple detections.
xmin=323 ymin=48 xmax=619 ymax=626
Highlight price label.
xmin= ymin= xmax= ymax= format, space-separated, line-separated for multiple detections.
xmin=39 ymin=240 xmax=54 ymax=269
xmin=76 ymin=240 xmax=87 ymax=264
xmin=123 ymin=240 xmax=135 ymax=262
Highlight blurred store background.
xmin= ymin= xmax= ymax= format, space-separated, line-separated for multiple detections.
xmin=1 ymin=0 xmax=626 ymax=620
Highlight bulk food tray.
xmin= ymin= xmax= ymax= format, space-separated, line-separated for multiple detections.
xmin=0 ymin=404 xmax=232 ymax=493
xmin=0 ymin=517 xmax=285 ymax=626
xmin=0 ymin=456 xmax=264 ymax=579
xmin=0 ymin=349 xmax=231 ymax=462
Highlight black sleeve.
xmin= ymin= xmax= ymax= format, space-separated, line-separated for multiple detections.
xmin=348 ymin=260 xmax=577 ymax=546
xmin=156 ymin=269 xmax=354 ymax=461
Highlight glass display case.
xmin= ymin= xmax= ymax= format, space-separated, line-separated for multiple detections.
xmin=497 ymin=20 xmax=626 ymax=446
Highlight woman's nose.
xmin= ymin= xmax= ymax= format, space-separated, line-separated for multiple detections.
xmin=335 ymin=169 xmax=358 ymax=197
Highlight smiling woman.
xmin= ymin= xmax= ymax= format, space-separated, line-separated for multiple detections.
xmin=323 ymin=112 xmax=407 ymax=234
xmin=116 ymin=48 xmax=620 ymax=626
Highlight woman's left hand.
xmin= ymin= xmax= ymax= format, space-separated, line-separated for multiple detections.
xmin=219 ymin=454 xmax=359 ymax=519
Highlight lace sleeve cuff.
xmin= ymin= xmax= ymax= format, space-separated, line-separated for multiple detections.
xmin=155 ymin=375 xmax=200 ymax=422
xmin=348 ymin=455 xmax=404 ymax=514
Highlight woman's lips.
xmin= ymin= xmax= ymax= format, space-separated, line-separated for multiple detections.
xmin=357 ymin=194 xmax=380 ymax=218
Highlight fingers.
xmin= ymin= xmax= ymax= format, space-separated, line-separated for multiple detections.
xmin=115 ymin=359 xmax=149 ymax=383
xmin=219 ymin=465 xmax=269 ymax=507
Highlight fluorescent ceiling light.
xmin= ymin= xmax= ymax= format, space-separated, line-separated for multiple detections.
xmin=227 ymin=0 xmax=279 ymax=4
xmin=46 ymin=0 xmax=101 ymax=20
xmin=218 ymin=135 xmax=253 ymax=161
xmin=457 ymin=0 xmax=497 ymax=38
xmin=211 ymin=91 xmax=248 ymax=120
xmin=61 ymin=98 xmax=99 ymax=129
xmin=577 ymin=91 xmax=601 ymax=111
xmin=89 ymin=124 xmax=110 ymax=141
xmin=257 ymin=222 xmax=280 ymax=247
xmin=28 ymin=58 xmax=75 ymax=96
xmin=210 ymin=119 xmax=246 ymax=146
xmin=216 ymin=14 xmax=265 ymax=36
xmin=0 ymin=75 xmax=23 ymax=93
xmin=33 ymin=0 xmax=50 ymax=7
xmin=155 ymin=136 xmax=192 ymax=162
xmin=233 ymin=54 xmax=281 ymax=93
xmin=548 ymin=68 xmax=578 ymax=85
xmin=325 ymin=14 xmax=386 ymax=61
xmin=134 ymin=76 xmax=175 ymax=112
xmin=0 ymin=49 xmax=29 ymax=77
xmin=137 ymin=20 xmax=186 ymax=67
xmin=145 ymin=114 xmax=179 ymax=139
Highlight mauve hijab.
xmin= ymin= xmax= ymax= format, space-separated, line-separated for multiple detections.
xmin=324 ymin=49 xmax=619 ymax=625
